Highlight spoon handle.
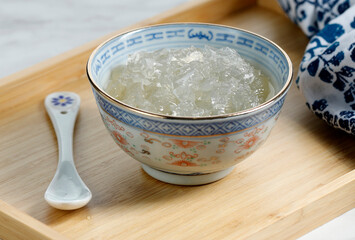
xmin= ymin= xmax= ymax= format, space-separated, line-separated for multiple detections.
xmin=45 ymin=92 xmax=80 ymax=163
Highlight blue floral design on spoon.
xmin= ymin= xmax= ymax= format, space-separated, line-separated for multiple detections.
xmin=51 ymin=95 xmax=74 ymax=107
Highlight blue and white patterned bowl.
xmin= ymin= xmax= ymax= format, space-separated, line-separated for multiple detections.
xmin=87 ymin=23 xmax=292 ymax=185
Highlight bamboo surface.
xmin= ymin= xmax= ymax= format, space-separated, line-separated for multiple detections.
xmin=0 ymin=0 xmax=354 ymax=239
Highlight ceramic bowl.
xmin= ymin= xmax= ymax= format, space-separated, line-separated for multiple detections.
xmin=87 ymin=23 xmax=292 ymax=185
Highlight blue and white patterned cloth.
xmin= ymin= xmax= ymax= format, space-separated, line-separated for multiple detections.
xmin=278 ymin=0 xmax=355 ymax=135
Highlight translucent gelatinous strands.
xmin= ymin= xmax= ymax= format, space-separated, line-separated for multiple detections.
xmin=105 ymin=46 xmax=274 ymax=117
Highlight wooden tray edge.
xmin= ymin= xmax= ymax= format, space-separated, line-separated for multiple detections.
xmin=0 ymin=199 xmax=69 ymax=240
xmin=247 ymin=170 xmax=355 ymax=240
xmin=2 ymin=170 xmax=352 ymax=240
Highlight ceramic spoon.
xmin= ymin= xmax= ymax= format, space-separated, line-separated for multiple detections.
xmin=44 ymin=92 xmax=92 ymax=210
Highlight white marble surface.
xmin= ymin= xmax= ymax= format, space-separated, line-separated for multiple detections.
xmin=0 ymin=0 xmax=188 ymax=78
xmin=0 ymin=0 xmax=354 ymax=239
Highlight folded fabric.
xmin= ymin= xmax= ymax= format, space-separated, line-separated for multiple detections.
xmin=278 ymin=0 xmax=355 ymax=135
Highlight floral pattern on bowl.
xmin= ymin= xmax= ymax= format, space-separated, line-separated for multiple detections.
xmin=99 ymin=106 xmax=277 ymax=174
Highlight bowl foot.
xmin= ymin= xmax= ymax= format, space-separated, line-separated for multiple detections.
xmin=141 ymin=164 xmax=235 ymax=185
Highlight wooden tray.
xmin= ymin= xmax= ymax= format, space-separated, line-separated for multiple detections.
xmin=1 ymin=0 xmax=354 ymax=239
